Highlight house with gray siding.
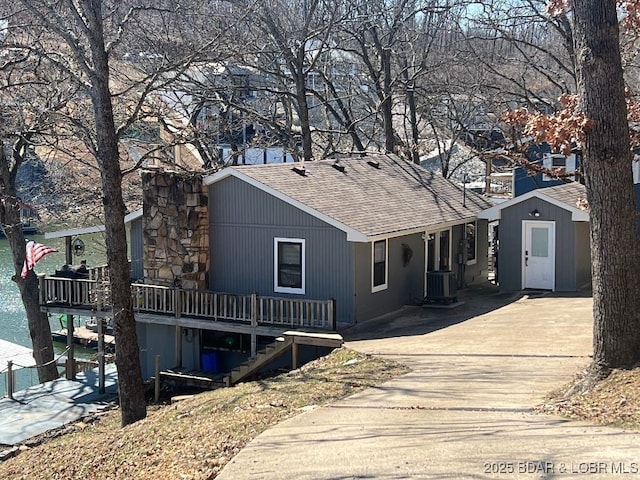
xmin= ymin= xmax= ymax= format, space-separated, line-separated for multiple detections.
xmin=40 ymin=155 xmax=493 ymax=383
xmin=204 ymin=154 xmax=493 ymax=328
xmin=479 ymin=182 xmax=590 ymax=292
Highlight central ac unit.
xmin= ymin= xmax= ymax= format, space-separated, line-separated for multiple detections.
xmin=425 ymin=270 xmax=458 ymax=304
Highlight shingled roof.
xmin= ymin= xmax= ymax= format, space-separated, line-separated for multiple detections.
xmin=205 ymin=154 xmax=492 ymax=240
xmin=479 ymin=181 xmax=589 ymax=221
xmin=539 ymin=182 xmax=587 ymax=208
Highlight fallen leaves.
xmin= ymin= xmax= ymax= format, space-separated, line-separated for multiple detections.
xmin=0 ymin=348 xmax=409 ymax=480
xmin=538 ymin=367 xmax=640 ymax=429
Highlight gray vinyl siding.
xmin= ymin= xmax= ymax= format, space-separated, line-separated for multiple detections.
xmin=353 ymin=233 xmax=425 ymax=323
xmin=451 ymin=220 xmax=489 ymax=287
xmin=497 ymin=198 xmax=578 ymax=291
xmin=208 ymin=177 xmax=355 ymax=326
xmin=136 ymin=323 xmax=177 ymax=379
xmin=468 ymin=219 xmax=489 ymax=284
xmin=575 ymin=221 xmax=592 ymax=289
xmin=129 ymin=216 xmax=144 ymax=281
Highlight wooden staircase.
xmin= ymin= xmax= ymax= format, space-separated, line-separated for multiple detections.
xmin=225 ymin=336 xmax=294 ymax=386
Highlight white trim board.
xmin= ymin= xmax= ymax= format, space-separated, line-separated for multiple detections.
xmin=479 ymin=189 xmax=588 ymax=222
xmin=45 ymin=209 xmax=143 ymax=240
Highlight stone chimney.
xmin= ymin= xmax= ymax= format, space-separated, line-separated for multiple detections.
xmin=142 ymin=170 xmax=209 ymax=290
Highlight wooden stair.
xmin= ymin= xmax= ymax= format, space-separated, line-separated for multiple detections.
xmin=225 ymin=336 xmax=294 ymax=386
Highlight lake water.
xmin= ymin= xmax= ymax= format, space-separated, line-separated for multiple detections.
xmin=0 ymin=234 xmax=107 ymax=393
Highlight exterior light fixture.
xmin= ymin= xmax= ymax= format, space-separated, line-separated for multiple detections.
xmin=529 ymin=209 xmax=541 ymax=218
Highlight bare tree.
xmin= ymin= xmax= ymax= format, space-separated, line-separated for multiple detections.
xmin=0 ymin=139 xmax=59 ymax=383
xmin=462 ymin=0 xmax=576 ymax=111
xmin=0 ymin=26 xmax=71 ymax=383
xmin=10 ymin=0 xmax=230 ymax=425
xmin=237 ymin=0 xmax=341 ymax=161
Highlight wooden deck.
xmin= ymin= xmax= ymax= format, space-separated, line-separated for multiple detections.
xmin=39 ymin=276 xmax=337 ymax=331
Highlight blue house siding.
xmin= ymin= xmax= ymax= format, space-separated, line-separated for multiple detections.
xmin=208 ymin=176 xmax=356 ymax=326
xmin=497 ymin=197 xmax=581 ymax=291
xmin=513 ymin=144 xmax=578 ymax=197
xmin=353 ymin=233 xmax=425 ymax=323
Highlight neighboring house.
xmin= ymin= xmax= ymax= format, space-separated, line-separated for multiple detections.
xmin=160 ymin=62 xmax=296 ymax=167
xmin=512 ymin=143 xmax=579 ymax=197
xmin=204 ymin=154 xmax=493 ymax=327
xmin=479 ymin=182 xmax=590 ymax=292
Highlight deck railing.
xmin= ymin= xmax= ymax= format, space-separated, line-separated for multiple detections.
xmin=39 ymin=277 xmax=98 ymax=307
xmin=39 ymin=277 xmax=336 ymax=330
xmin=257 ymin=295 xmax=334 ymax=329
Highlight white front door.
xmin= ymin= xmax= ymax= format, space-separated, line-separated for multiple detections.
xmin=522 ymin=221 xmax=555 ymax=290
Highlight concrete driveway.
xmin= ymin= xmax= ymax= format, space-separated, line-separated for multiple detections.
xmin=218 ymin=287 xmax=640 ymax=479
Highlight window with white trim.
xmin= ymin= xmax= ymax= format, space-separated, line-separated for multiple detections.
xmin=372 ymin=239 xmax=388 ymax=292
xmin=274 ymin=238 xmax=305 ymax=294
xmin=465 ymin=221 xmax=477 ymax=265
xmin=542 ymin=153 xmax=576 ymax=181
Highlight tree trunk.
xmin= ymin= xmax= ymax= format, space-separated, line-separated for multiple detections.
xmin=85 ymin=2 xmax=146 ymax=426
xmin=406 ymin=81 xmax=420 ymax=165
xmin=382 ymin=47 xmax=395 ymax=154
xmin=295 ymin=67 xmax=314 ymax=162
xmin=573 ymin=0 xmax=640 ymax=369
xmin=17 ymin=271 xmax=58 ymax=381
xmin=0 ymin=145 xmax=57 ymax=383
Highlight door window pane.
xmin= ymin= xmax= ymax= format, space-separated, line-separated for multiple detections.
xmin=531 ymin=228 xmax=549 ymax=257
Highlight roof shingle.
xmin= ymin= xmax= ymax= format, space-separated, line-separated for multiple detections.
xmin=230 ymin=154 xmax=493 ymax=237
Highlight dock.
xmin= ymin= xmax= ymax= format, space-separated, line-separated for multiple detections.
xmin=0 ymin=339 xmax=36 ymax=372
xmin=0 ymin=364 xmax=118 ymax=447
xmin=51 ymin=326 xmax=115 ymax=351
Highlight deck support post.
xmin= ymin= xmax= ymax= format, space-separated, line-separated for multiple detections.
xmin=175 ymin=286 xmax=181 ymax=319
xmin=154 ymin=355 xmax=161 ymax=403
xmin=291 ymin=341 xmax=298 ymax=370
xmin=7 ymin=360 xmax=13 ymax=400
xmin=98 ymin=318 xmax=105 ymax=394
xmin=175 ymin=326 xmax=183 ymax=368
xmin=66 ymin=314 xmax=76 ymax=380
xmin=329 ymin=298 xmax=336 ymax=330
xmin=250 ymin=293 xmax=258 ymax=357
xmin=64 ymin=236 xmax=72 ymax=266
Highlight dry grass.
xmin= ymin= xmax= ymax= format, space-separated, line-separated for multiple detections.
xmin=0 ymin=348 xmax=409 ymax=480
xmin=539 ymin=367 xmax=640 ymax=429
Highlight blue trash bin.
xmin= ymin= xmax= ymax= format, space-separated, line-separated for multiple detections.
xmin=201 ymin=351 xmax=219 ymax=373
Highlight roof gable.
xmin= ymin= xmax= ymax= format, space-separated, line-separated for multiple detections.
xmin=479 ymin=182 xmax=588 ymax=221
xmin=204 ymin=154 xmax=492 ymax=240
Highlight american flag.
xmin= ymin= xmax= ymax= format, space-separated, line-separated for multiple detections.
xmin=21 ymin=241 xmax=58 ymax=278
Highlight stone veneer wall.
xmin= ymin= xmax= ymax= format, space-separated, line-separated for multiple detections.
xmin=142 ymin=170 xmax=209 ymax=290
